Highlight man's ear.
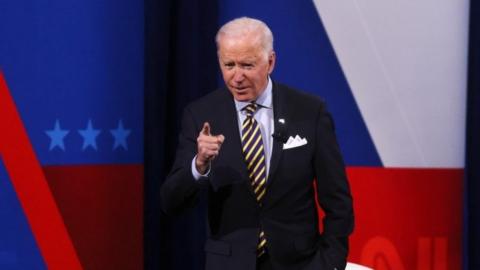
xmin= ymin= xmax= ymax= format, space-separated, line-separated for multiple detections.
xmin=268 ymin=51 xmax=276 ymax=74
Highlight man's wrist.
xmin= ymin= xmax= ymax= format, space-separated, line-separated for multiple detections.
xmin=191 ymin=155 xmax=211 ymax=180
xmin=195 ymin=158 xmax=209 ymax=174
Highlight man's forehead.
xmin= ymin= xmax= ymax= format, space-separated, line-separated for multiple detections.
xmin=219 ymin=31 xmax=261 ymax=44
xmin=219 ymin=38 xmax=262 ymax=53
xmin=219 ymin=54 xmax=258 ymax=62
xmin=218 ymin=46 xmax=262 ymax=60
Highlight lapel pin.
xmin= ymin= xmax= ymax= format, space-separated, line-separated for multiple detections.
xmin=278 ymin=118 xmax=285 ymax=124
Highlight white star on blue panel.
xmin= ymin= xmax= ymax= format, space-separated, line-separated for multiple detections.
xmin=78 ymin=119 xmax=101 ymax=151
xmin=110 ymin=120 xmax=131 ymax=150
xmin=45 ymin=119 xmax=70 ymax=151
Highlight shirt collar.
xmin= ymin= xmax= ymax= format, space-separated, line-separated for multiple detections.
xmin=234 ymin=77 xmax=273 ymax=113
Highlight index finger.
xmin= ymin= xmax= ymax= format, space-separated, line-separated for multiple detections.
xmin=201 ymin=122 xmax=211 ymax=136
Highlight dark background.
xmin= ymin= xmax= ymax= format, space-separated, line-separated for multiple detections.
xmin=144 ymin=1 xmax=218 ymax=270
xmin=466 ymin=1 xmax=480 ymax=270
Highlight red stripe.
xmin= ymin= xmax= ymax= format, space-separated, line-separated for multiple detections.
xmin=346 ymin=167 xmax=463 ymax=270
xmin=314 ymin=167 xmax=463 ymax=269
xmin=0 ymin=72 xmax=83 ymax=269
xmin=43 ymin=164 xmax=143 ymax=269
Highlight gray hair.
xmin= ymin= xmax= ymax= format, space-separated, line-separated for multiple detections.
xmin=215 ymin=17 xmax=274 ymax=58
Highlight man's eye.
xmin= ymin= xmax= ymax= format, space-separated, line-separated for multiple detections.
xmin=224 ymin=63 xmax=235 ymax=69
xmin=242 ymin=64 xmax=254 ymax=70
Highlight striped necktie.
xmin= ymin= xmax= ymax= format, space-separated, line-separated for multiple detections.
xmin=241 ymin=103 xmax=267 ymax=257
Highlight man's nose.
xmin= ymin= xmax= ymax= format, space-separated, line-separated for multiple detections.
xmin=233 ymin=69 xmax=244 ymax=83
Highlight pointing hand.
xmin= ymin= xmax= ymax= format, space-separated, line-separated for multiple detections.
xmin=196 ymin=122 xmax=225 ymax=174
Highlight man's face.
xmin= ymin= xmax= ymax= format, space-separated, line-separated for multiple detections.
xmin=217 ymin=34 xmax=275 ymax=102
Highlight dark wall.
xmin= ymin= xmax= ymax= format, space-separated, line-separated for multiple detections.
xmin=144 ymin=1 xmax=218 ymax=269
xmin=466 ymin=2 xmax=480 ymax=270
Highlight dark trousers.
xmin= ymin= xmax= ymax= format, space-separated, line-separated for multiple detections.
xmin=256 ymin=253 xmax=273 ymax=270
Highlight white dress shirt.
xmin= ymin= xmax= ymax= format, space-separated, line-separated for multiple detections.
xmin=192 ymin=77 xmax=274 ymax=180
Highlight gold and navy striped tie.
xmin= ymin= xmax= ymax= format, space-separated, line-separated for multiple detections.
xmin=241 ymin=103 xmax=267 ymax=257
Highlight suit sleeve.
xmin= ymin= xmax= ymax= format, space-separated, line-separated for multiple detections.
xmin=313 ymin=103 xmax=354 ymax=268
xmin=160 ymin=106 xmax=208 ymax=215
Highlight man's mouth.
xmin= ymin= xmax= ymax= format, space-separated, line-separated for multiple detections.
xmin=234 ymin=86 xmax=248 ymax=92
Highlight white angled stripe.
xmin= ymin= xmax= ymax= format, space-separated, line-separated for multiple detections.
xmin=313 ymin=0 xmax=468 ymax=168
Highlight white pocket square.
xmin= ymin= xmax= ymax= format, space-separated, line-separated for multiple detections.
xmin=283 ymin=135 xmax=308 ymax=150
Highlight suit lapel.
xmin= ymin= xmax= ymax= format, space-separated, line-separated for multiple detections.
xmin=267 ymin=82 xmax=286 ymax=188
xmin=217 ymin=85 xmax=286 ymax=196
xmin=217 ymin=90 xmax=262 ymax=200
xmin=217 ymin=90 xmax=250 ymax=181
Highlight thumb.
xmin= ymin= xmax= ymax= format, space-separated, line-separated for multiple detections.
xmin=201 ymin=122 xmax=211 ymax=136
xmin=216 ymin=134 xmax=225 ymax=144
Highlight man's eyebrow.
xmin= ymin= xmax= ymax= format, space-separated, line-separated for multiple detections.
xmin=240 ymin=58 xmax=257 ymax=63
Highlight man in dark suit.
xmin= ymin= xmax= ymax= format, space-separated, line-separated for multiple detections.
xmin=161 ymin=17 xmax=354 ymax=270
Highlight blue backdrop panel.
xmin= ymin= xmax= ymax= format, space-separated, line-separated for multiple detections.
xmin=0 ymin=0 xmax=144 ymax=166
xmin=1 ymin=0 xmax=144 ymax=268
xmin=0 ymin=159 xmax=46 ymax=270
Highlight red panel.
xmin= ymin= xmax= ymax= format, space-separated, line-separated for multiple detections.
xmin=43 ymin=164 xmax=143 ymax=270
xmin=345 ymin=167 xmax=463 ymax=270
xmin=0 ymin=72 xmax=83 ymax=269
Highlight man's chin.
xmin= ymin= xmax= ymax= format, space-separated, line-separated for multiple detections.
xmin=230 ymin=90 xmax=253 ymax=102
xmin=233 ymin=95 xmax=254 ymax=102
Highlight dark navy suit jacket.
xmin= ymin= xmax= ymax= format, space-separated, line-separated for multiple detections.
xmin=161 ymin=82 xmax=354 ymax=270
